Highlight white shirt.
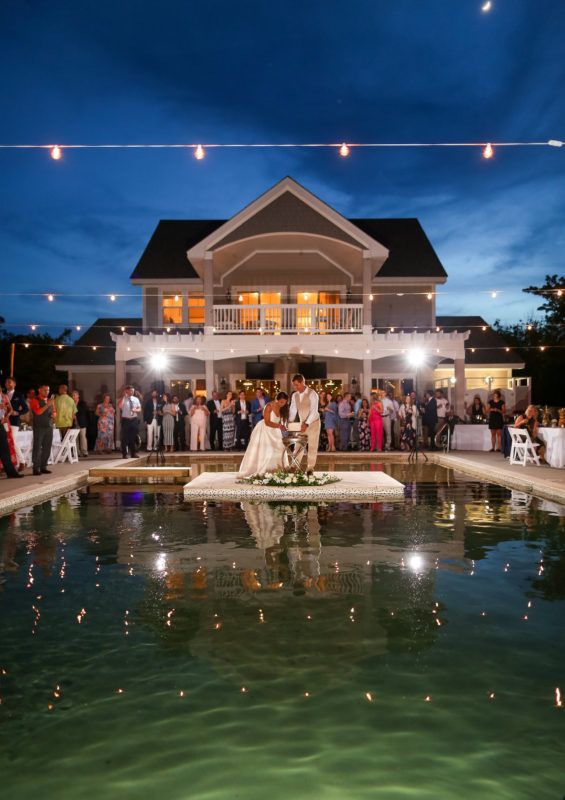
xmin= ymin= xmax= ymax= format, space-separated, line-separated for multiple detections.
xmin=436 ymin=398 xmax=449 ymax=419
xmin=238 ymin=400 xmax=248 ymax=418
xmin=121 ymin=395 xmax=141 ymax=419
xmin=381 ymin=397 xmax=398 ymax=419
xmin=289 ymin=387 xmax=320 ymax=426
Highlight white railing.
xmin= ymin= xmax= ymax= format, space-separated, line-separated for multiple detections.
xmin=213 ymin=304 xmax=364 ymax=334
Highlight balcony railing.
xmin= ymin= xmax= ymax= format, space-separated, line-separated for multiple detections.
xmin=212 ymin=303 xmax=364 ymax=334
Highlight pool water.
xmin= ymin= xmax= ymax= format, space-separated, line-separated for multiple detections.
xmin=1 ymin=464 xmax=564 ymax=800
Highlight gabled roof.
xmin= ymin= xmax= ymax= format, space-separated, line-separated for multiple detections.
xmin=353 ymin=219 xmax=447 ymax=279
xmin=131 ymin=218 xmax=447 ymax=282
xmin=131 ymin=220 xmax=222 ymax=281
xmin=57 ymin=318 xmax=142 ymax=367
xmin=436 ymin=316 xmax=524 ymax=366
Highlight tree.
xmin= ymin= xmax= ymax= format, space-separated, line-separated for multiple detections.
xmin=0 ymin=328 xmax=71 ymax=390
xmin=493 ymin=275 xmax=564 ymax=406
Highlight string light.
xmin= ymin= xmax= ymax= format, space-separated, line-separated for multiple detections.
xmin=427 ymin=292 xmax=433 ymax=300
xmin=369 ymin=293 xmax=374 ymax=301
xmin=76 ymin=325 xmax=81 ymax=331
xmin=481 ymin=1 xmax=492 ymax=11
xmin=30 ymin=324 xmax=37 ymax=331
xmin=339 ymin=143 xmax=350 ymax=157
xmin=194 ymin=144 xmax=205 ymax=160
xmin=491 ymin=291 xmax=497 ymax=298
xmin=47 ymin=294 xmax=54 ymax=302
xmin=50 ymin=145 xmax=62 ymax=160
xmin=483 ymin=143 xmax=494 ymax=159
xmin=109 ymin=294 xmax=116 ymax=302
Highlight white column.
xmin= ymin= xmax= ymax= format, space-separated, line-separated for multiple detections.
xmin=115 ymin=358 xmax=126 ymax=447
xmin=205 ymin=358 xmax=215 ymax=394
xmin=362 ymin=253 xmax=373 ymax=334
xmin=454 ymin=357 xmax=466 ymax=416
xmin=204 ymin=252 xmax=214 ymax=334
xmin=362 ymin=358 xmax=372 ymax=396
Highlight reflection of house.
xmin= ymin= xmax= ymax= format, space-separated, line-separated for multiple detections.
xmin=58 ymin=177 xmax=526 ymax=409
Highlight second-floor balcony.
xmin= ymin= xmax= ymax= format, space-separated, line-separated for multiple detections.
xmin=212 ymin=303 xmax=364 ymax=334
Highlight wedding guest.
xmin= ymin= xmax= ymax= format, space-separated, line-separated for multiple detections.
xmin=5 ymin=377 xmax=28 ymax=429
xmin=190 ymin=396 xmax=209 ymax=451
xmin=143 ymin=390 xmax=162 ymax=451
xmin=118 ymin=386 xmax=141 ymax=458
xmin=369 ymin=395 xmax=384 ymax=452
xmin=20 ymin=389 xmax=36 ymax=426
xmin=357 ymin=398 xmax=371 ymax=451
xmin=486 ymin=390 xmax=506 ymax=452
xmin=235 ymin=390 xmax=251 ymax=450
xmin=172 ymin=395 xmax=187 ymax=451
xmin=71 ymin=390 xmax=90 ymax=457
xmin=352 ymin=392 xmax=363 ymax=448
xmin=54 ymin=384 xmax=77 ymax=441
xmin=0 ymin=391 xmax=22 ymax=477
xmin=422 ymin=390 xmax=438 ymax=449
xmin=95 ymin=394 xmax=115 ymax=453
xmin=250 ymin=388 xmax=266 ymax=428
xmin=338 ymin=393 xmax=354 ymax=451
xmin=324 ymin=392 xmax=338 ymax=452
xmin=207 ymin=391 xmax=223 ymax=449
xmin=29 ymin=385 xmax=56 ymax=475
xmin=183 ymin=391 xmax=194 ymax=447
xmin=514 ymin=405 xmax=545 ymax=460
xmin=221 ymin=391 xmax=236 ymax=450
xmin=161 ymin=393 xmax=176 ymax=452
xmin=399 ymin=394 xmax=418 ymax=451
xmin=467 ymin=395 xmax=486 ymax=423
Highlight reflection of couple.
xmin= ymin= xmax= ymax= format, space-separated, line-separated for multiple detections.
xmin=237 ymin=374 xmax=320 ymax=478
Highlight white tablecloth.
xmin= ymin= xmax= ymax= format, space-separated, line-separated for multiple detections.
xmin=450 ymin=424 xmax=491 ymax=451
xmin=538 ymin=427 xmax=565 ymax=469
xmin=14 ymin=428 xmax=62 ymax=465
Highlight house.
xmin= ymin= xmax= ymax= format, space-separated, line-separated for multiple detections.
xmin=58 ymin=177 xmax=528 ymax=412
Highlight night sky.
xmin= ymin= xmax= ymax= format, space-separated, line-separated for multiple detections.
xmin=1 ymin=0 xmax=564 ymax=334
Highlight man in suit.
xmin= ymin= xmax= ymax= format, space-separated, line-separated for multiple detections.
xmin=234 ymin=390 xmax=251 ymax=450
xmin=250 ymin=388 xmax=266 ymax=428
xmin=207 ymin=391 xmax=223 ymax=450
xmin=288 ymin=374 xmax=321 ymax=474
xmin=143 ymin=390 xmax=163 ymax=451
xmin=422 ymin=390 xmax=438 ymax=450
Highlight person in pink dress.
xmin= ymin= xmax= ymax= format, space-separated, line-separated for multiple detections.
xmin=369 ymin=394 xmax=384 ymax=452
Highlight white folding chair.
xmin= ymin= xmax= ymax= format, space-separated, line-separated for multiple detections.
xmin=508 ymin=427 xmax=541 ymax=467
xmin=16 ymin=436 xmax=33 ymax=467
xmin=53 ymin=429 xmax=80 ymax=464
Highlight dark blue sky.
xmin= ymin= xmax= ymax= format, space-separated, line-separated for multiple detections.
xmin=1 ymin=0 xmax=564 ymax=334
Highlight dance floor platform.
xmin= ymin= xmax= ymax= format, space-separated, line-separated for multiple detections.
xmin=183 ymin=470 xmax=405 ymax=501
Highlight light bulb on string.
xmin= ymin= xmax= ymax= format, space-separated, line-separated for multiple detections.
xmin=30 ymin=324 xmax=37 ymax=331
xmin=109 ymin=294 xmax=116 ymax=302
xmin=339 ymin=143 xmax=350 ymax=157
xmin=427 ymin=292 xmax=433 ymax=300
xmin=194 ymin=144 xmax=205 ymax=160
xmin=481 ymin=1 xmax=492 ymax=11
xmin=369 ymin=294 xmax=374 ymax=301
xmin=491 ymin=291 xmax=497 ymax=299
xmin=47 ymin=294 xmax=54 ymax=302
xmin=483 ymin=143 xmax=494 ymax=159
xmin=50 ymin=145 xmax=62 ymax=161
xmin=558 ymin=289 xmax=563 ymax=297
xmin=75 ymin=325 xmax=81 ymax=331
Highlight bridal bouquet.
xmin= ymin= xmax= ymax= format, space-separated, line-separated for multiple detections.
xmin=240 ymin=469 xmax=340 ymax=487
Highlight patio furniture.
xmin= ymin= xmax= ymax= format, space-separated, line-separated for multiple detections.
xmin=53 ymin=429 xmax=80 ymax=464
xmin=537 ymin=427 xmax=565 ymax=469
xmin=508 ymin=427 xmax=541 ymax=467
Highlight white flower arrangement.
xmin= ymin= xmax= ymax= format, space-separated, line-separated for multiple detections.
xmin=239 ymin=469 xmax=340 ymax=487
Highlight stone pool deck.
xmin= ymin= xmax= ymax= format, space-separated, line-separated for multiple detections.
xmin=0 ymin=450 xmax=563 ymax=515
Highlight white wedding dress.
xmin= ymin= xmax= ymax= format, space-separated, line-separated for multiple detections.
xmin=237 ymin=412 xmax=284 ymax=477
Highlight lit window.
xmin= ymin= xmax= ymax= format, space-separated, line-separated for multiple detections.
xmin=162 ymin=292 xmax=183 ymax=325
xmin=188 ymin=295 xmax=205 ymax=325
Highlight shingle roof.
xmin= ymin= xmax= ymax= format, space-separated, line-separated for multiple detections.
xmin=352 ymin=218 xmax=447 ymax=279
xmin=130 ymin=217 xmax=447 ymax=281
xmin=57 ymin=318 xmax=142 ymax=367
xmin=436 ymin=315 xmax=524 ymax=366
xmin=130 ymin=220 xmax=224 ymax=280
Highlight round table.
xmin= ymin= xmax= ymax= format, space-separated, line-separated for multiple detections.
xmin=538 ymin=427 xmax=565 ymax=469
xmin=450 ymin=424 xmax=491 ymax=451
xmin=282 ymin=432 xmax=309 ymax=472
xmin=14 ymin=428 xmax=62 ymax=466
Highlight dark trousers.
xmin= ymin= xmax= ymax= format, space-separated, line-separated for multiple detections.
xmin=32 ymin=426 xmax=53 ymax=473
xmin=121 ymin=418 xmax=139 ymax=456
xmin=338 ymin=419 xmax=352 ymax=451
xmin=173 ymin=420 xmax=186 ymax=451
xmin=236 ymin=418 xmax=250 ymax=450
xmin=210 ymin=417 xmax=223 ymax=450
xmin=0 ymin=424 xmax=19 ymax=477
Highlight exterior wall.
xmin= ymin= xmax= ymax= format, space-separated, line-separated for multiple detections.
xmin=143 ymin=287 xmax=159 ymax=329
xmin=371 ymin=285 xmax=435 ymax=329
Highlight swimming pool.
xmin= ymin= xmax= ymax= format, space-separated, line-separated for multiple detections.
xmin=1 ymin=463 xmax=564 ymax=799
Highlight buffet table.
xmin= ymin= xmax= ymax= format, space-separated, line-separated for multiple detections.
xmin=450 ymin=424 xmax=491 ymax=452
xmin=14 ymin=428 xmax=62 ymax=466
xmin=538 ymin=428 xmax=565 ymax=469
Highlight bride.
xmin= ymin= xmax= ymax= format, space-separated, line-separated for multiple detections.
xmin=237 ymin=392 xmax=288 ymax=478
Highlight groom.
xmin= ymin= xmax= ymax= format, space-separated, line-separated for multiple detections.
xmin=288 ymin=373 xmax=321 ymax=474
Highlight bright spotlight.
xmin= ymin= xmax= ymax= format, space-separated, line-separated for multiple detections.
xmin=407 ymin=349 xmax=426 ymax=367
xmin=407 ymin=554 xmax=425 ymax=572
xmin=151 ymin=354 xmax=168 ymax=370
